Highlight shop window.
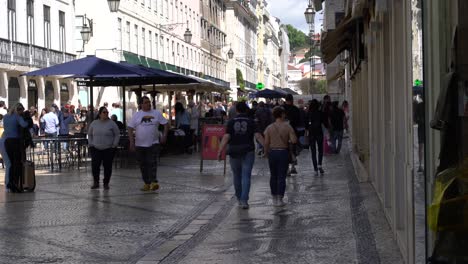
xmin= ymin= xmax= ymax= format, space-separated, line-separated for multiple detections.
xmin=44 ymin=81 xmax=54 ymax=108
xmin=28 ymin=79 xmax=38 ymax=108
xmin=8 ymin=77 xmax=20 ymax=109
xmin=60 ymin=83 xmax=69 ymax=106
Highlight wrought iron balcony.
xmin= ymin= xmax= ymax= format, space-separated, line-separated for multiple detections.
xmin=0 ymin=38 xmax=75 ymax=69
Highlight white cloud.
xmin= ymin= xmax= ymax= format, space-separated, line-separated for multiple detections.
xmin=267 ymin=0 xmax=323 ymax=34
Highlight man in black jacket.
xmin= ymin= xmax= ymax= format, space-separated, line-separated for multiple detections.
xmin=283 ymin=94 xmax=301 ymax=174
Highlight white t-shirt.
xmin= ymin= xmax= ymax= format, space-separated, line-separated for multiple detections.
xmin=41 ymin=112 xmax=59 ymax=134
xmin=128 ymin=109 xmax=167 ymax=147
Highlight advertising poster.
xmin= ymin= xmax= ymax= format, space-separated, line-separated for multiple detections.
xmin=201 ymin=124 xmax=226 ymax=160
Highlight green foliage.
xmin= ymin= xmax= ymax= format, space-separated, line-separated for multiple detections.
xmin=236 ymin=68 xmax=245 ymax=90
xmin=298 ymin=78 xmax=328 ymax=95
xmin=299 ymin=47 xmax=322 ymax=64
xmin=285 ymin=24 xmax=308 ymax=51
xmin=237 ymin=96 xmax=248 ymax=102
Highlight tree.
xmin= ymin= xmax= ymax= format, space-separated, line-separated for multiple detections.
xmin=236 ymin=68 xmax=245 ymax=90
xmin=285 ymin=24 xmax=308 ymax=51
xmin=299 ymin=47 xmax=322 ymax=64
xmin=298 ymin=78 xmax=327 ymax=95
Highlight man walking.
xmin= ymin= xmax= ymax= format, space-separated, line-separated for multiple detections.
xmin=329 ymin=101 xmax=345 ymax=154
xmin=282 ymin=94 xmax=301 ymax=174
xmin=217 ymin=102 xmax=264 ymax=209
xmin=128 ymin=96 xmax=169 ymax=191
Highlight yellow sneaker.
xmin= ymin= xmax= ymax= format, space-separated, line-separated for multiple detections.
xmin=150 ymin=182 xmax=160 ymax=191
xmin=140 ymin=184 xmax=151 ymax=191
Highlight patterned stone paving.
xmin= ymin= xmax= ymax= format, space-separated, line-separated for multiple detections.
xmin=0 ymin=143 xmax=403 ymax=264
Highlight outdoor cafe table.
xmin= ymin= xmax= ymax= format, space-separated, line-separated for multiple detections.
xmin=32 ymin=137 xmax=88 ymax=171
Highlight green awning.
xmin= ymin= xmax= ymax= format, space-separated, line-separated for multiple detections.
xmin=147 ymin=58 xmax=165 ymax=70
xmin=138 ymin=56 xmax=150 ymax=67
xmin=165 ymin=63 xmax=177 ymax=72
xmin=123 ymin=51 xmax=141 ymax=65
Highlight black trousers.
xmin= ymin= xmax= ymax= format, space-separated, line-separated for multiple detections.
xmin=90 ymin=147 xmax=116 ymax=185
xmin=309 ymin=133 xmax=324 ymax=171
xmin=5 ymin=138 xmax=23 ymax=192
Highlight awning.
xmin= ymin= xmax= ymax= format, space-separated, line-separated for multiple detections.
xmin=327 ymin=69 xmax=345 ymax=82
xmin=321 ymin=15 xmax=358 ymax=64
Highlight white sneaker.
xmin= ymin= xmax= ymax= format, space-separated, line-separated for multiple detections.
xmin=276 ymin=197 xmax=286 ymax=207
xmin=272 ymin=196 xmax=278 ymax=206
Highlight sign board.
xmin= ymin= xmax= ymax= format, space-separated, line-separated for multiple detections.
xmin=77 ymin=81 xmax=90 ymax=87
xmin=201 ymin=124 xmax=226 ymax=160
xmin=256 ymin=82 xmax=265 ymax=90
xmin=200 ymin=124 xmax=226 ymax=174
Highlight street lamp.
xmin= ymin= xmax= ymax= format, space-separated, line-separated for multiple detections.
xmin=157 ymin=20 xmax=193 ymax=44
xmin=183 ymin=21 xmax=192 ymax=43
xmin=305 ymin=1 xmax=316 ymax=95
xmin=304 ymin=0 xmax=316 ymax=25
xmin=227 ymin=48 xmax=234 ymax=59
xmin=107 ymin=0 xmax=120 ymax=12
xmin=80 ymin=15 xmax=93 ymax=43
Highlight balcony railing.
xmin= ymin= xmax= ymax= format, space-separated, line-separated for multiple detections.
xmin=0 ymin=38 xmax=75 ymax=69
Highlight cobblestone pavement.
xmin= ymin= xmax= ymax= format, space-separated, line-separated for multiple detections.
xmin=0 ymin=142 xmax=403 ymax=264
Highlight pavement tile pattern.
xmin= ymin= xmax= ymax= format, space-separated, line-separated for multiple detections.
xmin=0 ymin=142 xmax=403 ymax=264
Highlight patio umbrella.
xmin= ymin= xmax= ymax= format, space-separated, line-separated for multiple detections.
xmin=254 ymin=89 xmax=287 ymax=99
xmin=23 ymin=55 xmax=143 ymax=78
xmin=22 ymin=55 xmax=145 ymax=122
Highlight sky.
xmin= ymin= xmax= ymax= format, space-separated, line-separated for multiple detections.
xmin=267 ymin=0 xmax=323 ymax=34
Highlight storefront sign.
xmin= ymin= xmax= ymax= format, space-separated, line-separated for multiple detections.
xmin=77 ymin=81 xmax=90 ymax=87
xmin=201 ymin=124 xmax=225 ymax=160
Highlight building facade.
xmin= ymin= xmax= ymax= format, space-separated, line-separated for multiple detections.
xmin=225 ymin=0 xmax=258 ymax=100
xmin=323 ymin=0 xmax=345 ymax=95
xmin=322 ymin=0 xmax=415 ymax=262
xmin=0 ymin=0 xmax=76 ymax=111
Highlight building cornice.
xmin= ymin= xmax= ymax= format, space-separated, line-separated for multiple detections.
xmin=225 ymin=0 xmax=259 ymax=27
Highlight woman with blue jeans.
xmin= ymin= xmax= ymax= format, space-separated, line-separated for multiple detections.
xmin=264 ymin=106 xmax=297 ymax=207
xmin=218 ymin=102 xmax=264 ymax=209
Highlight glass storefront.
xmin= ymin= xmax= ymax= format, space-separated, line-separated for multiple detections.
xmin=28 ymin=79 xmax=38 ymax=109
xmin=423 ymin=1 xmax=468 ymax=263
xmin=44 ymin=81 xmax=54 ymax=108
xmin=8 ymin=77 xmax=20 ymax=109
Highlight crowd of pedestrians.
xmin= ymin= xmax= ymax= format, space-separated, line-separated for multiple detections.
xmin=0 ymin=94 xmax=348 ymax=204
xmin=217 ymin=94 xmax=348 ymax=209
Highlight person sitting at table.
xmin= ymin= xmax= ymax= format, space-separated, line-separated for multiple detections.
xmin=87 ymin=107 xmax=120 ymax=190
xmin=174 ymin=102 xmax=192 ymax=154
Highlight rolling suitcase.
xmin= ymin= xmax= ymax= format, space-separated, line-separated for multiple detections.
xmin=22 ymin=148 xmax=36 ymax=192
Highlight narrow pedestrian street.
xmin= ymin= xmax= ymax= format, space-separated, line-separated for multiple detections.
xmin=0 ymin=141 xmax=403 ymax=264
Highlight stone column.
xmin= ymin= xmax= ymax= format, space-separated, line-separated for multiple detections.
xmin=0 ymin=71 xmax=8 ymax=103
xmin=18 ymin=75 xmax=28 ymax=107
xmin=52 ymin=78 xmax=60 ymax=106
xmin=37 ymin=77 xmax=45 ymax=111
xmin=68 ymin=79 xmax=79 ymax=107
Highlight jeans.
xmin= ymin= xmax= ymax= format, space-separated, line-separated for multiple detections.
xmin=309 ymin=133 xmax=324 ymax=171
xmin=229 ymin=151 xmax=255 ymax=202
xmin=268 ymin=149 xmax=289 ymax=197
xmin=90 ymin=147 xmax=116 ymax=185
xmin=136 ymin=144 xmax=160 ymax=184
xmin=330 ymin=130 xmax=344 ymax=153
